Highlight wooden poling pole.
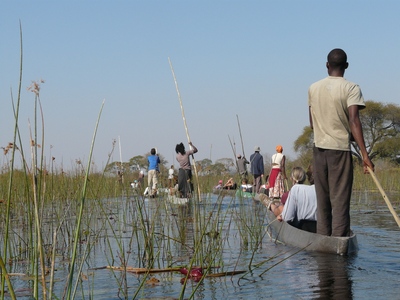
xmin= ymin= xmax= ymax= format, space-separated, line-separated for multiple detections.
xmin=168 ymin=57 xmax=201 ymax=200
xmin=367 ymin=166 xmax=400 ymax=227
xmin=236 ymin=114 xmax=245 ymax=158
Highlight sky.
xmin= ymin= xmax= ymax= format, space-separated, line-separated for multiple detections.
xmin=1 ymin=1 xmax=399 ymax=171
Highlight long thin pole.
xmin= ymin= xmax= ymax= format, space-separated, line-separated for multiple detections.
xmin=168 ymin=57 xmax=201 ymax=200
xmin=367 ymin=166 xmax=400 ymax=227
xmin=236 ymin=114 xmax=245 ymax=158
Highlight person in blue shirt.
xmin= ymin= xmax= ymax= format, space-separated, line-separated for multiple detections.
xmin=147 ymin=148 xmax=160 ymax=197
xmin=250 ymin=146 xmax=264 ymax=193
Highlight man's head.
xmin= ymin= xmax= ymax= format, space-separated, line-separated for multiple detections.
xmin=326 ymin=48 xmax=348 ymax=75
xmin=151 ymin=148 xmax=156 ymax=155
xmin=237 ymin=154 xmax=242 ymax=159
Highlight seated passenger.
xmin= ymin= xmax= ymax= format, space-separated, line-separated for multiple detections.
xmin=269 ymin=166 xmax=317 ymax=233
xmin=241 ymin=179 xmax=253 ymax=193
xmin=223 ymin=178 xmax=237 ymax=190
xmin=214 ymin=180 xmax=223 ymax=189
xmin=259 ymin=175 xmax=270 ymax=196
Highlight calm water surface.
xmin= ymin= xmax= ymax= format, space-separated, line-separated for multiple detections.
xmin=10 ymin=193 xmax=400 ymax=299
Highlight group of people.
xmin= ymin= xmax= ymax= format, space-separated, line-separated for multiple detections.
xmin=264 ymin=48 xmax=374 ymax=237
xmin=214 ymin=178 xmax=237 ymax=190
xmin=133 ymin=48 xmax=375 ymax=238
xmin=244 ymin=48 xmax=374 ymax=238
xmin=131 ymin=141 xmax=198 ymax=199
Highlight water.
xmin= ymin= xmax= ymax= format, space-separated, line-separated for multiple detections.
xmin=7 ymin=194 xmax=400 ymax=299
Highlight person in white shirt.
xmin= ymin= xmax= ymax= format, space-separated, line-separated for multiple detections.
xmin=269 ymin=166 xmax=317 ymax=233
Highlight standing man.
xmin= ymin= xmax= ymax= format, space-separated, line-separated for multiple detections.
xmin=250 ymin=146 xmax=264 ymax=193
xmin=237 ymin=154 xmax=249 ymax=181
xmin=175 ymin=142 xmax=198 ymax=198
xmin=308 ymin=48 xmax=374 ymax=237
xmin=147 ymin=148 xmax=160 ymax=197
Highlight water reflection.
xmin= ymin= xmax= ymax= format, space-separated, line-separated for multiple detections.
xmin=312 ymin=253 xmax=353 ymax=299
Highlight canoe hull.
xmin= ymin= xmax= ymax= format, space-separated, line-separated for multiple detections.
xmin=266 ymin=209 xmax=358 ymax=255
xmin=167 ymin=195 xmax=190 ymax=205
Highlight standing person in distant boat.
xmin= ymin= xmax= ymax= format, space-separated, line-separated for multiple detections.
xmin=308 ymin=48 xmax=374 ymax=237
xmin=237 ymin=154 xmax=249 ymax=181
xmin=268 ymin=145 xmax=287 ymax=199
xmin=168 ymin=165 xmax=175 ymax=188
xmin=250 ymin=146 xmax=264 ymax=193
xmin=175 ymin=142 xmax=198 ymax=198
xmin=147 ymin=148 xmax=160 ymax=197
xmin=138 ymin=170 xmax=145 ymax=189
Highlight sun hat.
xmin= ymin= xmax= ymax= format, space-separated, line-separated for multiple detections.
xmin=254 ymin=146 xmax=260 ymax=152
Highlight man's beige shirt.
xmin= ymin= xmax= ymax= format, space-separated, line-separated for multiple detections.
xmin=308 ymin=76 xmax=365 ymax=151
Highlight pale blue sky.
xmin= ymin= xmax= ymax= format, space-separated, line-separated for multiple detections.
xmin=1 ymin=1 xmax=399 ymax=170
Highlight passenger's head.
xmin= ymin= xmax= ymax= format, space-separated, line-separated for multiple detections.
xmin=327 ymin=48 xmax=348 ymax=71
xmin=150 ymin=148 xmax=156 ymax=155
xmin=175 ymin=142 xmax=185 ymax=154
xmin=291 ymin=167 xmax=306 ymax=184
xmin=306 ymin=164 xmax=314 ymax=185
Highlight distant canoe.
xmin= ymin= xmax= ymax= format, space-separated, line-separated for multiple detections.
xmin=167 ymin=194 xmax=190 ymax=205
xmin=235 ymin=189 xmax=254 ymax=199
xmin=212 ymin=188 xmax=237 ymax=197
xmin=265 ymin=208 xmax=358 ymax=255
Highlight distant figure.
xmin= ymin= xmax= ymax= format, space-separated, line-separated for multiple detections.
xmin=223 ymin=178 xmax=237 ymax=190
xmin=130 ymin=180 xmax=139 ymax=190
xmin=214 ymin=180 xmax=223 ymax=189
xmin=259 ymin=175 xmax=270 ymax=196
xmin=138 ymin=170 xmax=145 ymax=188
xmin=175 ymin=142 xmax=198 ymax=198
xmin=117 ymin=170 xmax=123 ymax=185
xmin=268 ymin=145 xmax=287 ymax=199
xmin=241 ymin=179 xmax=253 ymax=193
xmin=250 ymin=146 xmax=264 ymax=193
xmin=236 ymin=154 xmax=249 ymax=180
xmin=308 ymin=48 xmax=374 ymax=236
xmin=147 ymin=148 xmax=160 ymax=197
xmin=168 ymin=165 xmax=175 ymax=188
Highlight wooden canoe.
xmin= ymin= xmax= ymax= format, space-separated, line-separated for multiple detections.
xmin=265 ymin=206 xmax=358 ymax=255
xmin=235 ymin=189 xmax=254 ymax=199
xmin=212 ymin=188 xmax=237 ymax=197
xmin=167 ymin=194 xmax=190 ymax=205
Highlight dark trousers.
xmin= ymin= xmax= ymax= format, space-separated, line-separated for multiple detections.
xmin=253 ymin=174 xmax=262 ymax=193
xmin=178 ymin=168 xmax=193 ymax=198
xmin=313 ymin=147 xmax=353 ymax=237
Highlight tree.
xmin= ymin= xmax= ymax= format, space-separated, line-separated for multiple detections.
xmin=294 ymin=100 xmax=400 ymax=164
xmin=215 ymin=158 xmax=236 ymax=174
xmin=128 ymin=155 xmax=147 ymax=170
xmin=357 ymin=101 xmax=400 ymax=162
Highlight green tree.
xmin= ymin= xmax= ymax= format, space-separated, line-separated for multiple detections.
xmin=294 ymin=100 xmax=400 ymax=164
xmin=358 ymin=101 xmax=400 ymax=162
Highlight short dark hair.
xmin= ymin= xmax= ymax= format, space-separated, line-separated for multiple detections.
xmin=327 ymin=48 xmax=347 ymax=68
xmin=150 ymin=148 xmax=156 ymax=155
